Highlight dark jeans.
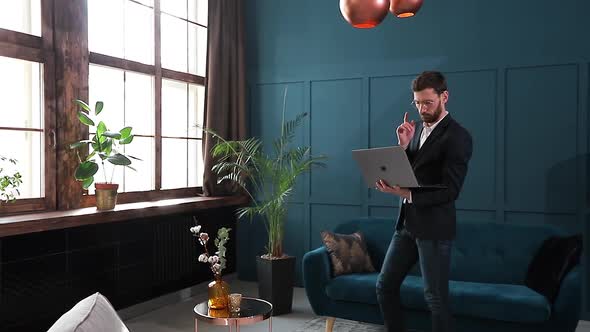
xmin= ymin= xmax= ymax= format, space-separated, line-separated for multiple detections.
xmin=376 ymin=227 xmax=454 ymax=332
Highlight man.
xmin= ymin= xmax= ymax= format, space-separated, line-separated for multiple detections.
xmin=374 ymin=71 xmax=473 ymax=332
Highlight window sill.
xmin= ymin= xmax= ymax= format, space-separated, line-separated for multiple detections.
xmin=0 ymin=194 xmax=249 ymax=238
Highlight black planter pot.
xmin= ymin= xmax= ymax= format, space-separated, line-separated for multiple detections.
xmin=256 ymin=255 xmax=295 ymax=316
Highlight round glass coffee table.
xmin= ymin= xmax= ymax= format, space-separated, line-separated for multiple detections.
xmin=194 ymin=297 xmax=273 ymax=331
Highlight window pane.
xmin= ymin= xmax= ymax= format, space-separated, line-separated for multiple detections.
xmin=0 ymin=130 xmax=43 ymax=199
xmin=89 ymin=0 xmax=125 ymax=58
xmin=162 ymin=79 xmax=188 ymax=137
xmin=89 ymin=65 xmax=125 ymax=131
xmin=162 ymin=138 xmax=187 ymax=189
xmin=123 ymin=136 xmax=154 ymax=192
xmin=161 ymin=13 xmax=188 ymax=73
xmin=188 ymin=0 xmax=207 ymax=26
xmin=124 ymin=0 xmax=154 ymax=65
xmin=0 ymin=56 xmax=43 ymax=129
xmin=161 ymin=0 xmax=187 ymax=19
xmin=0 ymin=0 xmax=41 ymax=36
xmin=188 ymin=23 xmax=207 ymax=76
xmin=188 ymin=139 xmax=203 ymax=187
xmin=125 ymin=72 xmax=154 ymax=136
xmin=188 ymin=84 xmax=204 ymax=138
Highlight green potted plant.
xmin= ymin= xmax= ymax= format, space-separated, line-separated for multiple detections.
xmin=0 ymin=156 xmax=22 ymax=204
xmin=199 ymin=89 xmax=327 ymax=315
xmin=69 ymin=100 xmax=140 ymax=210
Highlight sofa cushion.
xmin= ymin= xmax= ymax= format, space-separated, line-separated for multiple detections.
xmin=47 ymin=292 xmax=129 ymax=332
xmin=326 ymin=274 xmax=551 ymax=323
xmin=320 ymin=230 xmax=376 ymax=277
xmin=525 ymin=234 xmax=582 ymax=303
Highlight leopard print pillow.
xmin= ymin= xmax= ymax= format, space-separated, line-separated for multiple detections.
xmin=320 ymin=230 xmax=376 ymax=277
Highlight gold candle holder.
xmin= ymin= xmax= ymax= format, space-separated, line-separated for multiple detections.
xmin=228 ymin=293 xmax=242 ymax=313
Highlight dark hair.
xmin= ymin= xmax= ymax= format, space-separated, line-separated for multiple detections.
xmin=412 ymin=71 xmax=447 ymax=94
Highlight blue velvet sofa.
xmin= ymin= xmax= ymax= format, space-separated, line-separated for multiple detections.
xmin=302 ymin=217 xmax=581 ymax=332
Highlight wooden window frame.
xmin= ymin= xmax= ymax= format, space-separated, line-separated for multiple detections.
xmin=85 ymin=0 xmax=207 ymax=207
xmin=0 ymin=0 xmax=57 ymax=215
xmin=0 ymin=0 xmax=208 ymax=215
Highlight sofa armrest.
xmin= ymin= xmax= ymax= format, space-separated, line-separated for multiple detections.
xmin=302 ymin=246 xmax=333 ymax=316
xmin=551 ymin=265 xmax=582 ymax=329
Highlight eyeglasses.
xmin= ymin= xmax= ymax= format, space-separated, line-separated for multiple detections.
xmin=411 ymin=99 xmax=437 ymax=109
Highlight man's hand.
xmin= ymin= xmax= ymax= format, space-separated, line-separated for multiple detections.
xmin=396 ymin=112 xmax=415 ymax=148
xmin=375 ymin=179 xmax=411 ymax=200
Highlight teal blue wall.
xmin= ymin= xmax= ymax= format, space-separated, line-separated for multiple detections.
xmin=238 ymin=0 xmax=590 ymax=317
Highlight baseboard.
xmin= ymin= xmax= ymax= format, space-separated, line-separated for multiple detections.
xmin=117 ymin=273 xmax=238 ymax=321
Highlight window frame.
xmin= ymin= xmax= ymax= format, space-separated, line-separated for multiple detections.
xmin=0 ymin=0 xmax=208 ymax=215
xmin=0 ymin=0 xmax=57 ymax=215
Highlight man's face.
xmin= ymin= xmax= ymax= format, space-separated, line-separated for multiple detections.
xmin=412 ymin=88 xmax=448 ymax=124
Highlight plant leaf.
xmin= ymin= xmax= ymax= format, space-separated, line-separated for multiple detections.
xmin=97 ymin=121 xmax=107 ymax=136
xmin=126 ymin=154 xmax=142 ymax=161
xmin=119 ymin=134 xmax=134 ymax=145
xmin=95 ymin=101 xmax=104 ymax=115
xmin=69 ymin=140 xmax=93 ymax=149
xmin=75 ymin=99 xmax=91 ymax=113
xmin=102 ymin=131 xmax=122 ymax=139
xmin=107 ymin=153 xmax=131 ymax=166
xmin=77 ymin=111 xmax=95 ymax=126
xmin=82 ymin=176 xmax=94 ymax=189
xmin=103 ymin=138 xmax=113 ymax=155
xmin=119 ymin=127 xmax=132 ymax=138
xmin=75 ymin=161 xmax=99 ymax=180
xmin=85 ymin=150 xmax=97 ymax=161
xmin=125 ymin=165 xmax=137 ymax=172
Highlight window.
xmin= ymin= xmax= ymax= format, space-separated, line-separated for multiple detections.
xmin=87 ymin=0 xmax=208 ymax=200
xmin=0 ymin=0 xmax=56 ymax=214
xmin=0 ymin=0 xmax=209 ymax=214
xmin=0 ymin=57 xmax=44 ymax=199
xmin=88 ymin=65 xmax=156 ymax=193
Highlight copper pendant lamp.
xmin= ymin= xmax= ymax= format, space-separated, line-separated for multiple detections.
xmin=390 ymin=0 xmax=423 ymax=18
xmin=339 ymin=0 xmax=391 ymax=29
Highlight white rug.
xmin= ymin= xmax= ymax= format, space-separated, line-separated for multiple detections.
xmin=292 ymin=317 xmax=385 ymax=332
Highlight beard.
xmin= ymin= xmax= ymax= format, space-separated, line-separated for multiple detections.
xmin=420 ymin=103 xmax=443 ymax=124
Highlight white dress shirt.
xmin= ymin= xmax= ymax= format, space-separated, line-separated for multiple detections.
xmin=404 ymin=112 xmax=448 ymax=203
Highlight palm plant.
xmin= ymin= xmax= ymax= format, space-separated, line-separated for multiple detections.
xmin=200 ymin=89 xmax=327 ymax=258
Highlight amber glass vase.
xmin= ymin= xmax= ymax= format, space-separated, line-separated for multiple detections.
xmin=208 ymin=274 xmax=229 ymax=309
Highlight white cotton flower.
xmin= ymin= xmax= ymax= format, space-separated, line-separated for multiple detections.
xmin=195 ymin=225 xmax=201 ymax=233
xmin=212 ymin=263 xmax=221 ymax=272
xmin=200 ymin=233 xmax=209 ymax=242
xmin=198 ymin=254 xmax=208 ymax=263
xmin=208 ymin=255 xmax=219 ymax=264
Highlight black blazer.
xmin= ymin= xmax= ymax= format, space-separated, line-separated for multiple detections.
xmin=395 ymin=114 xmax=473 ymax=240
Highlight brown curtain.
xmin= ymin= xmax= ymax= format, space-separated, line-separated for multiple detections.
xmin=201 ymin=0 xmax=248 ymax=196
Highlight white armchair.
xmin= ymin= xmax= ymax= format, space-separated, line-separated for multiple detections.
xmin=47 ymin=292 xmax=129 ymax=332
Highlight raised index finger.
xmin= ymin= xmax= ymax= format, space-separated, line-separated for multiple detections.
xmin=403 ymin=112 xmax=408 ymax=123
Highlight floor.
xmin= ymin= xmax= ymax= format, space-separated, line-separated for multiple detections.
xmin=123 ymin=278 xmax=590 ymax=332
xmin=124 ymin=279 xmax=313 ymax=332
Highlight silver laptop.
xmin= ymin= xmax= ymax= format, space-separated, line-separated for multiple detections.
xmin=352 ymin=146 xmax=447 ymax=189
